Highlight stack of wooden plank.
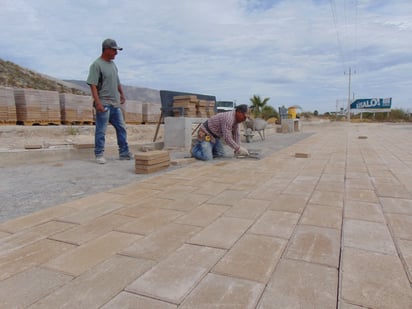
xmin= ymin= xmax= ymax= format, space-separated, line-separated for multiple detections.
xmin=14 ymin=89 xmax=61 ymax=125
xmin=124 ymin=100 xmax=143 ymax=124
xmin=172 ymin=95 xmax=215 ymax=117
xmin=59 ymin=93 xmax=93 ymax=124
xmin=135 ymin=150 xmax=170 ymax=174
xmin=0 ymin=86 xmax=17 ymax=123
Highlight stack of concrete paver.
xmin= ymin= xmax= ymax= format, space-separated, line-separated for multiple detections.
xmin=0 ymin=86 xmax=17 ymax=123
xmin=134 ymin=150 xmax=170 ymax=174
xmin=172 ymin=95 xmax=198 ymax=117
xmin=172 ymin=95 xmax=215 ymax=117
xmin=59 ymin=93 xmax=93 ymax=124
xmin=198 ymin=99 xmax=215 ymax=117
xmin=14 ymin=89 xmax=61 ymax=125
xmin=123 ymin=100 xmax=143 ymax=124
xmin=142 ymin=103 xmax=161 ymax=124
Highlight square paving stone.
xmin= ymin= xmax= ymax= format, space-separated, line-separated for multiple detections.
xmin=285 ymin=225 xmax=340 ymax=268
xmin=343 ymin=219 xmax=397 ymax=255
xmin=212 ymin=234 xmax=286 ymax=283
xmin=341 ymin=247 xmax=412 ymax=309
xmin=126 ymin=244 xmax=225 ymax=304
xmin=249 ymin=210 xmax=300 ymax=239
xmin=180 ymin=273 xmax=265 ymax=308
xmin=258 ymin=259 xmax=338 ymax=308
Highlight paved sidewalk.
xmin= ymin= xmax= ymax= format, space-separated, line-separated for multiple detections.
xmin=0 ymin=122 xmax=411 ymax=308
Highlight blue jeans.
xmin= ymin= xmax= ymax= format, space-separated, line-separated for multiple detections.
xmin=191 ymin=138 xmax=225 ymax=161
xmin=94 ymin=105 xmax=129 ymax=157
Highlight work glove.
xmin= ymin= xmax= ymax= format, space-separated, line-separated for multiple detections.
xmin=236 ymin=146 xmax=249 ymax=156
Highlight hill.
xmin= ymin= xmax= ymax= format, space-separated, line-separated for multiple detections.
xmin=65 ymin=80 xmax=161 ymax=104
xmin=0 ymin=58 xmax=161 ymax=104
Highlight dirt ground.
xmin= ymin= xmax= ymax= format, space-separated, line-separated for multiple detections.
xmin=0 ymin=124 xmax=163 ymax=151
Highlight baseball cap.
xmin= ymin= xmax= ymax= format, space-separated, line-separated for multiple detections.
xmin=102 ymin=38 xmax=123 ymax=51
xmin=236 ymin=104 xmax=248 ymax=114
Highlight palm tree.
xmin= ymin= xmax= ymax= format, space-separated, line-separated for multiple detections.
xmin=249 ymin=95 xmax=270 ymax=118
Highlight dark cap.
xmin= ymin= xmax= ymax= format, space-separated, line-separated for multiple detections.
xmin=102 ymin=38 xmax=123 ymax=51
xmin=235 ymin=104 xmax=248 ymax=114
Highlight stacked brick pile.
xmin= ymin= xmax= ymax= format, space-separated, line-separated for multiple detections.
xmin=142 ymin=103 xmax=161 ymax=124
xmin=59 ymin=93 xmax=93 ymax=124
xmin=172 ymin=95 xmax=215 ymax=117
xmin=14 ymin=89 xmax=61 ymax=125
xmin=198 ymin=99 xmax=215 ymax=117
xmin=0 ymin=86 xmax=17 ymax=123
xmin=123 ymin=100 xmax=143 ymax=124
xmin=135 ymin=150 xmax=170 ymax=174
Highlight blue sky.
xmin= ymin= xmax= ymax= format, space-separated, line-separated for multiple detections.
xmin=1 ymin=0 xmax=411 ymax=113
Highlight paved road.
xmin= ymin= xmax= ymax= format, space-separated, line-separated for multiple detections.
xmin=0 ymin=122 xmax=411 ymax=308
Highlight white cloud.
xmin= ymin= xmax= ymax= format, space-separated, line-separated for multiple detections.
xmin=1 ymin=0 xmax=411 ymax=112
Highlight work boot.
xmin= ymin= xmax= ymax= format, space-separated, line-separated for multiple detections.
xmin=119 ymin=152 xmax=134 ymax=160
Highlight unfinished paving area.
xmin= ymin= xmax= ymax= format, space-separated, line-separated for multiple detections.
xmin=0 ymin=121 xmax=412 ymax=308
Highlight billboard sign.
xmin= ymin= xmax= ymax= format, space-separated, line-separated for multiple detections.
xmin=350 ymin=98 xmax=392 ymax=110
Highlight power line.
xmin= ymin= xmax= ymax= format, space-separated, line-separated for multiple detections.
xmin=329 ymin=0 xmax=347 ymax=70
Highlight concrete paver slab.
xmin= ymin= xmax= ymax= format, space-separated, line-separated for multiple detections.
xmin=207 ymin=189 xmax=251 ymax=206
xmin=398 ymin=239 xmax=412 ymax=281
xmin=115 ymin=208 xmax=185 ymax=235
xmin=258 ymin=259 xmax=338 ymax=309
xmin=120 ymin=223 xmax=201 ymax=261
xmin=101 ymin=291 xmax=177 ymax=309
xmin=0 ymin=220 xmax=75 ymax=252
xmin=44 ymin=231 xmax=141 ymax=276
xmin=385 ymin=213 xmax=412 ymax=240
xmin=188 ymin=216 xmax=253 ymax=249
xmin=249 ymin=210 xmax=300 ymax=239
xmin=174 ymin=203 xmax=230 ymax=227
xmin=301 ymin=204 xmax=342 ymax=229
xmin=180 ymin=273 xmax=265 ymax=308
xmin=341 ymin=247 xmax=412 ymax=309
xmin=379 ymin=197 xmax=412 ymax=215
xmin=343 ymin=218 xmax=397 ymax=255
xmin=285 ymin=225 xmax=341 ymax=268
xmin=212 ymin=234 xmax=286 ymax=283
xmin=309 ymin=190 xmax=344 ymax=208
xmin=126 ymin=244 xmax=225 ymax=304
xmin=345 ymin=188 xmax=379 ymax=203
xmin=0 ymin=239 xmax=75 ymax=281
xmin=268 ymin=194 xmax=308 ymax=213
xmin=344 ymin=200 xmax=385 ymax=223
xmin=0 ymin=267 xmax=72 ymax=308
xmin=31 ymin=255 xmax=154 ymax=309
xmin=0 ymin=205 xmax=75 ymax=233
xmin=49 ymin=214 xmax=134 ymax=245
xmin=223 ymin=198 xmax=270 ymax=220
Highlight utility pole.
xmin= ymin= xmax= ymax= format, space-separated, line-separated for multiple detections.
xmin=346 ymin=67 xmax=352 ymax=122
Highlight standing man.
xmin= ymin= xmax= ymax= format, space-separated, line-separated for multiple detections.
xmin=192 ymin=104 xmax=250 ymax=161
xmin=87 ymin=38 xmax=133 ymax=164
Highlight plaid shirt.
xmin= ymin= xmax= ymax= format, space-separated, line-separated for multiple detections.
xmin=200 ymin=110 xmax=240 ymax=151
